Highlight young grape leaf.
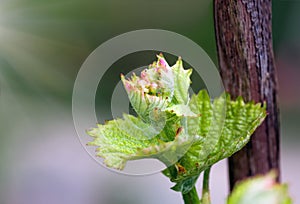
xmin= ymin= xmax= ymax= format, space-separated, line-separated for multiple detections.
xmin=228 ymin=172 xmax=292 ymax=204
xmin=163 ymin=90 xmax=267 ymax=193
xmin=87 ymin=113 xmax=195 ymax=169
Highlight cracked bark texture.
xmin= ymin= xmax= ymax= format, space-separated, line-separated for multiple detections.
xmin=213 ymin=0 xmax=280 ymax=190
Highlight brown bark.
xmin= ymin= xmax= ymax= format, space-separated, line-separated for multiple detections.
xmin=213 ymin=0 xmax=280 ymax=190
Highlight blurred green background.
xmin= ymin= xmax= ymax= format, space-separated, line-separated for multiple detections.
xmin=0 ymin=0 xmax=299 ymax=203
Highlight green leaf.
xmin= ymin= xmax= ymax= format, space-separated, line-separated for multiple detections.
xmin=228 ymin=172 xmax=292 ymax=204
xmin=87 ymin=113 xmax=194 ymax=169
xmin=171 ymin=57 xmax=192 ymax=105
xmin=87 ymin=115 xmax=159 ymax=169
xmin=164 ymin=90 xmax=267 ymax=192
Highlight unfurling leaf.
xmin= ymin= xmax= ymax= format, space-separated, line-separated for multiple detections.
xmin=171 ymin=57 xmax=192 ymax=105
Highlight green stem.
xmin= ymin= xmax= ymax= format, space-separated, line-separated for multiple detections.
xmin=202 ymin=166 xmax=211 ymax=204
xmin=182 ymin=186 xmax=200 ymax=204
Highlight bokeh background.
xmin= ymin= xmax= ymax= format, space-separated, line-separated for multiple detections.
xmin=0 ymin=0 xmax=299 ymax=203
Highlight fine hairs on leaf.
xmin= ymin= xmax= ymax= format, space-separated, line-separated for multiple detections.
xmin=86 ymin=54 xmax=291 ymax=204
